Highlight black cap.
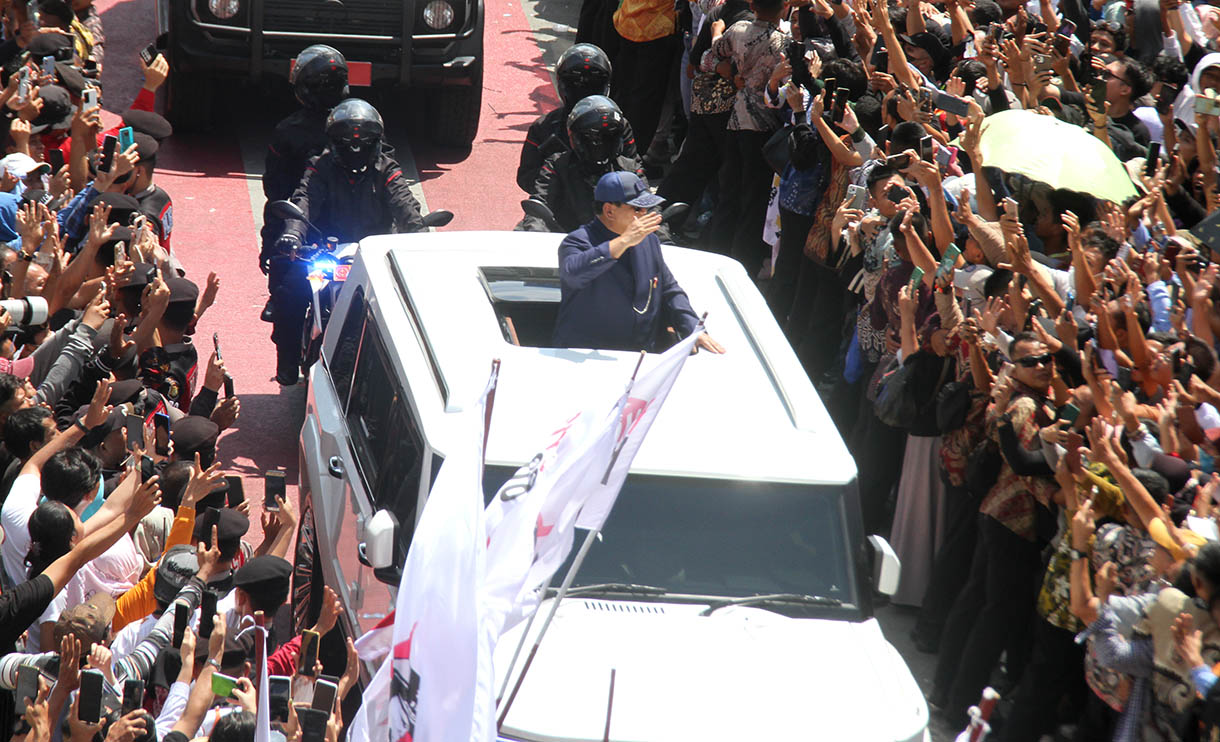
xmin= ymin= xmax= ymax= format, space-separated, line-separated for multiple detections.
xmin=106 ymin=379 xmax=146 ymax=407
xmin=132 ymin=132 xmax=158 ymax=163
xmin=31 ymin=85 xmax=71 ymax=132
xmin=192 ymin=507 xmax=249 ymax=546
xmin=170 ymin=414 xmax=216 ymax=452
xmin=88 ymin=192 xmax=141 ymax=226
xmin=25 ymin=33 xmax=72 ymax=61
xmin=165 ymin=277 xmax=199 ymax=306
xmin=122 ymin=109 xmax=173 ymax=141
xmin=153 ymin=544 xmax=199 ymax=606
xmin=233 ymin=555 xmax=292 ymax=606
xmin=53 ymin=61 xmax=85 ymax=97
xmin=122 ymin=262 xmax=157 ymax=291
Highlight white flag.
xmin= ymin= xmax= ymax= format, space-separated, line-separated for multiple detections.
xmin=386 ymin=367 xmax=495 ymax=742
xmin=254 ymin=626 xmax=271 ymax=742
xmin=481 ymin=327 xmax=702 ymax=636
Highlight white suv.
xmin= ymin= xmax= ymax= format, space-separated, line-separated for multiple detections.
xmin=294 ymin=231 xmax=929 ymax=741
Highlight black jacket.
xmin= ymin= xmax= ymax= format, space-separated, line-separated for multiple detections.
xmin=282 ymin=149 xmax=426 ymax=244
xmin=517 ymin=108 xmax=639 ymax=194
xmin=517 ymin=151 xmax=646 ymax=233
xmin=261 ymin=109 xmax=330 ymax=253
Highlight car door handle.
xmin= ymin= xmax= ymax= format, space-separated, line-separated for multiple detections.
xmin=328 ymin=456 xmax=344 ymax=479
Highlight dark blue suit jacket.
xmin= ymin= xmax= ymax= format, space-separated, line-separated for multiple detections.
xmin=553 ymin=218 xmax=700 ymax=351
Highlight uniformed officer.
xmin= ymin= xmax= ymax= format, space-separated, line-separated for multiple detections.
xmin=137 ymin=277 xmax=198 ymax=409
xmin=124 ymin=133 xmax=173 ymax=251
xmin=170 ymin=415 xmax=219 ymax=469
xmin=553 ymin=171 xmax=725 ymax=353
xmin=516 ymin=43 xmax=637 ymax=193
xmin=193 ymin=507 xmax=250 ymax=599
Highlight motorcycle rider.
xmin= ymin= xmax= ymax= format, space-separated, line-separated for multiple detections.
xmin=260 ymin=44 xmax=348 ymax=323
xmin=272 ymin=99 xmax=427 ymax=385
xmin=516 ymin=43 xmax=637 ymax=193
xmin=517 ymin=95 xmax=646 ymax=233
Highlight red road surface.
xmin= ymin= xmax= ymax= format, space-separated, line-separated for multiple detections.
xmin=90 ymin=0 xmax=556 ymax=526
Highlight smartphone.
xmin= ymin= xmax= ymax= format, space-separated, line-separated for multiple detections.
xmin=78 ymin=669 xmax=104 ymax=723
xmin=823 ymin=78 xmax=836 ymax=114
xmin=917 ymin=86 xmax=934 ymax=114
xmin=886 ymin=184 xmax=908 ymax=204
xmin=82 ymin=86 xmax=98 ymax=110
xmin=212 ymin=331 xmax=222 ymax=360
xmin=1146 ymin=141 xmax=1162 ymax=178
xmin=1117 ymin=364 xmax=1133 ymax=389
xmin=199 ymin=589 xmax=217 ymax=639
xmin=99 ymin=135 xmax=118 ymax=173
xmin=153 ymin=412 xmax=170 ymax=456
xmin=832 ymin=88 xmax=848 ymax=122
xmin=846 ymin=183 xmax=867 ymax=210
xmin=15 ymin=664 xmax=38 ymax=716
xmin=121 ymin=678 xmax=145 ymax=715
xmin=45 ymin=147 xmax=64 ymax=175
xmin=1053 ymin=33 xmax=1071 ymax=56
xmin=17 ymin=68 xmax=28 ymax=101
xmin=1156 ymin=83 xmax=1181 ymax=115
xmin=114 ymin=241 xmax=126 ymax=265
xmin=211 ymin=672 xmax=238 ymax=698
xmin=1171 ymin=281 xmax=1182 ymax=306
xmin=870 ymin=40 xmax=888 ymax=70
xmin=312 ymin=679 xmax=339 ymax=713
xmin=265 ymin=470 xmax=286 ymax=512
xmin=141 ymin=455 xmax=154 ymax=482
xmin=909 ymin=266 xmax=926 ymax=289
xmin=989 ymin=23 xmax=1004 ymax=44
xmin=139 ymin=43 xmax=159 ymax=67
xmin=298 ymin=708 xmax=329 ymax=742
xmin=118 ymin=126 xmax=135 ymax=153
xmin=919 ymin=135 xmax=934 ymax=162
xmin=223 ymin=374 xmax=235 ymax=398
xmin=886 ymin=153 xmax=911 ymax=169
xmin=1058 ymin=18 xmax=1077 ymax=37
xmin=1057 ymin=402 xmax=1081 ymax=425
xmin=1002 ymin=196 xmax=1019 ymax=217
xmin=1032 ymin=54 xmax=1055 ymax=77
xmin=269 ymin=675 xmax=292 ymax=723
xmin=173 ymin=603 xmax=189 ymax=648
xmin=125 ymin=413 xmax=143 ymax=452
xmin=1090 ymin=79 xmax=1108 ymax=110
xmin=219 ymin=476 xmax=243 ymax=510
xmin=298 ymin=629 xmax=319 ymax=677
xmin=937 ymin=243 xmax=962 ymax=277
xmin=934 ymin=90 xmax=970 ymax=117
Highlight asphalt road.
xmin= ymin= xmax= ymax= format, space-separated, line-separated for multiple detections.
xmin=92 ymin=0 xmax=956 ymax=735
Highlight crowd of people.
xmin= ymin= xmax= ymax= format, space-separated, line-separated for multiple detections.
xmin=518 ymin=0 xmax=1220 ymax=736
xmin=0 ymin=3 xmax=365 ymax=742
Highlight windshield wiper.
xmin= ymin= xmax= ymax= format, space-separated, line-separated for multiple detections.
xmin=556 ymin=583 xmax=669 ymax=598
xmin=699 ymin=593 xmax=843 ymax=616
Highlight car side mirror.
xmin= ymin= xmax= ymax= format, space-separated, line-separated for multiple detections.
xmin=359 ymin=510 xmax=403 ymax=585
xmin=868 ymin=535 xmax=902 ymax=596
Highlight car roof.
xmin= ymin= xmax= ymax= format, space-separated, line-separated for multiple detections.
xmin=358 ymin=231 xmax=856 ymax=486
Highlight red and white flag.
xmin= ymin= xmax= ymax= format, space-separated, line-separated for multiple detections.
xmin=481 ymin=327 xmax=702 ymax=636
xmin=382 ymin=366 xmax=496 ymax=742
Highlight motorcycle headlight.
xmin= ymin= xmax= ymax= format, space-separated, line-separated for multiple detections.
xmin=422 ymin=0 xmax=454 ymax=29
xmin=207 ymin=0 xmax=240 ymax=19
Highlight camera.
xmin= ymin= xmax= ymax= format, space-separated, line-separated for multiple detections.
xmin=0 ymin=297 xmax=48 ymax=327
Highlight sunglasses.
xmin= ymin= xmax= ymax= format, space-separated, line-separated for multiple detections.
xmin=1014 ymin=353 xmax=1053 ymax=367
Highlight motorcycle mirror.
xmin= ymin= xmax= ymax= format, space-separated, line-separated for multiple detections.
xmin=269 ymin=200 xmax=307 ymax=223
xmin=660 ymin=202 xmax=690 ymax=226
xmin=520 ymin=198 xmax=558 ymax=228
xmin=422 ymin=210 xmax=454 ymax=228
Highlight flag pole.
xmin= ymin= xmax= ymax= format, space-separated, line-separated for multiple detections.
xmin=483 ymin=359 xmax=500 ymax=465
xmin=494 ymin=574 xmax=554 ymax=705
xmin=603 ymin=669 xmax=616 ymax=742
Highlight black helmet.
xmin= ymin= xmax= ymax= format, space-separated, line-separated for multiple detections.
xmin=555 ymin=44 xmax=613 ymax=111
xmin=291 ymin=45 xmax=349 ymax=111
xmin=567 ymin=95 xmax=626 ymax=168
xmin=326 ymin=98 xmax=384 ymax=175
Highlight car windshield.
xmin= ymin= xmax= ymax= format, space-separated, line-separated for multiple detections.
xmin=482 ymin=467 xmax=858 ymax=610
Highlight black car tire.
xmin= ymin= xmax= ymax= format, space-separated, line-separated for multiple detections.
xmin=293 ymin=496 xmax=324 ymax=632
xmin=428 ymin=71 xmax=482 ymax=148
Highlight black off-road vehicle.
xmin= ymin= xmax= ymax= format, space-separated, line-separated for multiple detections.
xmin=156 ymin=0 xmax=483 ymax=146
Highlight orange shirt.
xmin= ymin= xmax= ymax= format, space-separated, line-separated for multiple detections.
xmin=613 ymin=0 xmax=676 ymax=43
xmin=112 ymin=506 xmax=197 ymax=632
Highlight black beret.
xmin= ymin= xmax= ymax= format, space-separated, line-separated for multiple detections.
xmin=106 ymin=379 xmax=146 ymax=406
xmin=193 ymin=506 xmax=249 ymax=545
xmin=25 ymin=33 xmax=72 ymax=61
xmin=53 ymin=61 xmax=85 ymax=97
xmin=170 ymin=414 xmax=216 ymax=452
xmin=165 ymin=276 xmax=198 ymax=305
xmin=31 ymin=85 xmax=71 ymax=131
xmin=233 ymin=555 xmax=291 ymax=596
xmin=75 ymin=405 xmax=124 ymax=449
xmin=121 ymin=262 xmax=157 ymax=291
xmin=122 ymin=109 xmax=173 ymax=141
xmin=132 ymin=132 xmax=158 ymax=163
xmin=87 ymin=192 xmax=141 ymax=226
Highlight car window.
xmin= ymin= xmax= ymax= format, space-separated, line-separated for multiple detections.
xmin=325 ymin=285 xmax=366 ymax=409
xmin=373 ymin=402 xmax=425 ymax=555
xmin=345 ymin=325 xmax=397 ymax=492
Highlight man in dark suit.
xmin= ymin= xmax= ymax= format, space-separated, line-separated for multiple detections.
xmin=553 ymin=171 xmax=725 ymax=354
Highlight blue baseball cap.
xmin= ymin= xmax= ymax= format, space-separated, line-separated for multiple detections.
xmin=593 ymin=171 xmax=665 ymax=209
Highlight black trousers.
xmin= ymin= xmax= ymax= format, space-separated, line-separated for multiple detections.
xmin=848 ymin=390 xmax=907 ymax=535
xmin=914 ymin=480 xmax=980 ymax=647
xmin=933 ymin=515 xmax=1042 ymax=728
xmin=721 ymin=128 xmax=776 ymax=280
xmin=657 ymin=110 xmax=729 ymax=234
xmin=766 ymin=207 xmax=812 ymax=326
xmin=612 ymin=34 xmax=679 ymax=157
xmin=1001 ymin=618 xmax=1087 ymax=741
xmin=788 ymin=255 xmax=847 ymax=380
xmin=268 ymin=254 xmax=311 ymax=380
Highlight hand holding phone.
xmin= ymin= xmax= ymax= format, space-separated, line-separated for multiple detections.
xmin=298 ymin=629 xmax=319 ymax=677
xmin=77 ymin=670 xmax=104 ymax=723
xmin=125 ymin=413 xmax=143 ymax=452
xmin=172 ymin=602 xmax=189 ymax=648
xmin=264 ymin=470 xmax=286 ymax=512
xmin=153 ymin=412 xmax=170 ymax=457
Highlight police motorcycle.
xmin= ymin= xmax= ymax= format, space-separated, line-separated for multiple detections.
xmin=268 ymin=199 xmax=454 ymax=369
